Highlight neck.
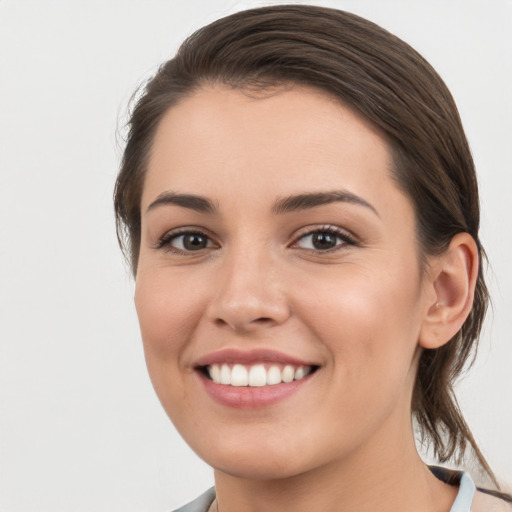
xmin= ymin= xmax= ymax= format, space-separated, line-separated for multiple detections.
xmin=212 ymin=415 xmax=457 ymax=512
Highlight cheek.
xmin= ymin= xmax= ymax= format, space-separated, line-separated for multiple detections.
xmin=134 ymin=269 xmax=206 ymax=370
xmin=296 ymin=261 xmax=423 ymax=379
xmin=134 ymin=268 xmax=213 ymax=426
xmin=292 ymin=265 xmax=423 ymax=441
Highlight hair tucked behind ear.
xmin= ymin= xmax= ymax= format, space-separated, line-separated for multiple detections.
xmin=115 ymin=4 xmax=505 ymax=490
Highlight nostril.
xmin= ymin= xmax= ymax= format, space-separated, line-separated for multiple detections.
xmin=213 ymin=316 xmax=275 ymax=331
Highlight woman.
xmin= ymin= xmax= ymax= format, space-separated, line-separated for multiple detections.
xmin=114 ymin=5 xmax=511 ymax=511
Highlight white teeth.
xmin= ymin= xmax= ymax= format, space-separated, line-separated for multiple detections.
xmin=294 ymin=366 xmax=307 ymax=380
xmin=282 ymin=365 xmax=295 ymax=383
xmin=266 ymin=365 xmax=282 ymax=385
xmin=207 ymin=363 xmax=314 ymax=387
xmin=231 ymin=364 xmax=248 ymax=386
xmin=210 ymin=364 xmax=221 ymax=384
xmin=248 ymin=364 xmax=267 ymax=387
xmin=220 ymin=364 xmax=231 ymax=385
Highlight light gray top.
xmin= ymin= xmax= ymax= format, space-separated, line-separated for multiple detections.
xmin=172 ymin=469 xmax=477 ymax=512
xmin=173 ymin=487 xmax=215 ymax=512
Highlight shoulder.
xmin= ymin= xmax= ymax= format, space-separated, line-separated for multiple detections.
xmin=472 ymin=489 xmax=512 ymax=512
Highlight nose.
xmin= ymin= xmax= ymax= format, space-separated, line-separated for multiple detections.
xmin=206 ymin=248 xmax=291 ymax=333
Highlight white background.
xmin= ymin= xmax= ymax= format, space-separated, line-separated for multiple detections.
xmin=0 ymin=1 xmax=511 ymax=511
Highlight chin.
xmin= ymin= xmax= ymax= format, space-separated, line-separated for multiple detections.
xmin=209 ymin=451 xmax=311 ymax=481
xmin=190 ymin=427 xmax=334 ymax=482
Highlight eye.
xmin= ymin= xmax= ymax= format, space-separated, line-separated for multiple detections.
xmin=157 ymin=230 xmax=216 ymax=253
xmin=293 ymin=227 xmax=356 ymax=251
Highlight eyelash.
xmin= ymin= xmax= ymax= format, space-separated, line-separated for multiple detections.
xmin=155 ymin=229 xmax=214 ymax=254
xmin=292 ymin=225 xmax=357 ymax=252
xmin=155 ymin=225 xmax=357 ymax=255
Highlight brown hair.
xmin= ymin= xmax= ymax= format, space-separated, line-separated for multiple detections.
xmin=115 ymin=4 xmax=500 ymax=488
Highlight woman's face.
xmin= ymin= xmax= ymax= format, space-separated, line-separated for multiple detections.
xmin=135 ymin=85 xmax=434 ymax=479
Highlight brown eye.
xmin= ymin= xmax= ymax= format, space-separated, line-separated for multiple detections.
xmin=294 ymin=228 xmax=356 ymax=251
xmin=181 ymin=233 xmax=209 ymax=250
xmin=158 ymin=230 xmax=215 ymax=253
xmin=311 ymin=232 xmax=338 ymax=250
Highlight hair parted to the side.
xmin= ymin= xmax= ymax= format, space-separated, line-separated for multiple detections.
xmin=114 ymin=4 xmax=499 ymax=488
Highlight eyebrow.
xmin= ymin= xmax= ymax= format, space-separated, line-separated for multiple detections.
xmin=146 ymin=189 xmax=378 ymax=217
xmin=272 ymin=190 xmax=379 ymax=217
xmin=147 ymin=192 xmax=216 ymax=214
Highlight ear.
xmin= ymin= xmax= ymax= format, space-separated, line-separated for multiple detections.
xmin=419 ymin=233 xmax=479 ymax=349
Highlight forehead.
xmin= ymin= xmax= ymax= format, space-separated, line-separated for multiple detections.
xmin=142 ymin=84 xmax=403 ymax=215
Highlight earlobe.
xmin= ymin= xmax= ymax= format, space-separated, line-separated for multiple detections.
xmin=419 ymin=233 xmax=479 ymax=349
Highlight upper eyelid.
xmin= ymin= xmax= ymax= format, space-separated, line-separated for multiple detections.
xmin=291 ymin=225 xmax=357 ymax=242
xmin=159 ymin=226 xmax=215 ymax=240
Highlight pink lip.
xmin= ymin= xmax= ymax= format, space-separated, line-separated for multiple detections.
xmin=194 ymin=348 xmax=315 ymax=368
xmin=198 ymin=372 xmax=314 ymax=409
xmin=193 ymin=348 xmax=319 ymax=409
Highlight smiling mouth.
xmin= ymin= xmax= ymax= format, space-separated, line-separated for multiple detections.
xmin=199 ymin=363 xmax=319 ymax=387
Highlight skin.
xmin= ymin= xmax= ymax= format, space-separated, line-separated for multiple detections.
xmin=135 ymin=85 xmax=479 ymax=512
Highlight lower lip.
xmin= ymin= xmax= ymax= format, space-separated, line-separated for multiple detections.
xmin=198 ymin=371 xmax=313 ymax=409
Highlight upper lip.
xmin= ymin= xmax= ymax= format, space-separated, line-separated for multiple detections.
xmin=194 ymin=348 xmax=319 ymax=368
